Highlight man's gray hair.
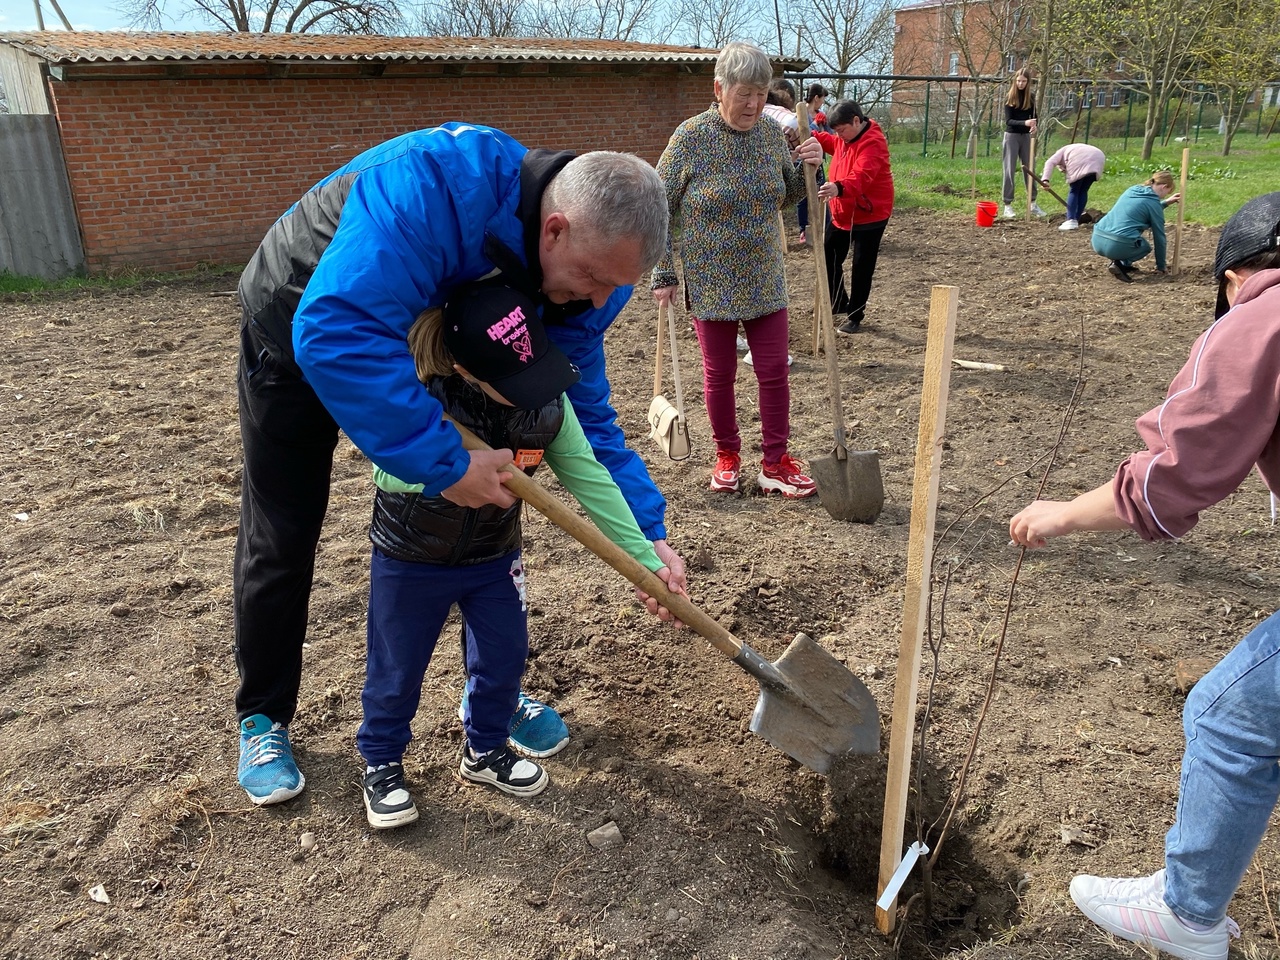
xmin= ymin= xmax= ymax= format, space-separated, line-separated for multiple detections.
xmin=545 ymin=151 xmax=669 ymax=270
xmin=715 ymin=41 xmax=773 ymax=91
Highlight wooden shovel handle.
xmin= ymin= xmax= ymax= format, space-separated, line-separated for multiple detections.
xmin=444 ymin=417 xmax=743 ymax=658
xmin=796 ymin=103 xmax=849 ymax=457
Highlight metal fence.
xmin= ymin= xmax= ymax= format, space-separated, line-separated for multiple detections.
xmin=787 ymin=72 xmax=1280 ymax=156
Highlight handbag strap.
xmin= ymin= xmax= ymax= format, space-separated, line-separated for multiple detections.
xmin=653 ymin=302 xmax=666 ymax=397
xmin=664 ymin=300 xmax=688 ymax=420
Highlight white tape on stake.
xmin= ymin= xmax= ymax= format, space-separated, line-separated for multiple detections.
xmin=876 ymin=841 xmax=930 ymax=912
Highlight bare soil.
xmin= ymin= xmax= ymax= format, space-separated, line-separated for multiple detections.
xmin=2 ymin=208 xmax=1276 ymax=960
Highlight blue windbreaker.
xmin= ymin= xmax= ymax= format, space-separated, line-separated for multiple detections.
xmin=259 ymin=124 xmax=664 ymax=540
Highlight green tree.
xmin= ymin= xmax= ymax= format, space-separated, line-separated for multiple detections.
xmin=1195 ymin=0 xmax=1280 ymax=155
xmin=1055 ymin=0 xmax=1217 ymax=159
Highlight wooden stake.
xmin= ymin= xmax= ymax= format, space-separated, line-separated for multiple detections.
xmin=1172 ymin=147 xmax=1190 ymax=276
xmin=796 ymin=102 xmax=825 ymax=356
xmin=876 ymin=285 xmax=958 ymax=936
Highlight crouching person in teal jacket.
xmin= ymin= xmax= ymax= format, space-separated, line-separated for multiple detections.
xmin=1091 ymin=170 xmax=1181 ymax=283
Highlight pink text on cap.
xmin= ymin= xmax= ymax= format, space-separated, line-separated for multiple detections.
xmin=487 ymin=305 xmax=526 ymax=341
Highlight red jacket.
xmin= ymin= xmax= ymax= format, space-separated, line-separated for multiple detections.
xmin=815 ymin=120 xmax=894 ymax=230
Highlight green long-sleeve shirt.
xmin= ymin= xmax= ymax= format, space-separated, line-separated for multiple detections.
xmin=374 ymin=395 xmax=663 ymax=572
xmin=652 ymin=106 xmax=807 ymax=321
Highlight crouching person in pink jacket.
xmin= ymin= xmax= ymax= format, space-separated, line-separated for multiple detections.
xmin=1010 ymin=192 xmax=1280 ymax=960
xmin=1040 ymin=142 xmax=1105 ymax=231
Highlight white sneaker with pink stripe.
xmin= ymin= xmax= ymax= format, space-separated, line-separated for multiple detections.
xmin=1069 ymin=869 xmax=1239 ymax=960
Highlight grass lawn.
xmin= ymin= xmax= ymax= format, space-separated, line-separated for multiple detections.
xmin=890 ymin=132 xmax=1280 ymax=226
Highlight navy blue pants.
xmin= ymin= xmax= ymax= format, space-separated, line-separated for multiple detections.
xmin=1067 ymin=173 xmax=1098 ymax=222
xmin=357 ymin=547 xmax=529 ymax=765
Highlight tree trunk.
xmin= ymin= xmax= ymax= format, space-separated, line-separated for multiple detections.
xmin=1222 ymin=94 xmax=1244 ymax=157
xmin=1141 ymin=88 xmax=1160 ymax=160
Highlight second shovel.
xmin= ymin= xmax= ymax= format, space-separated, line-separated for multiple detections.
xmin=798 ymin=103 xmax=885 ymax=523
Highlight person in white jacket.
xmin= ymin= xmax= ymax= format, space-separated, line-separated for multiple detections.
xmin=1040 ymin=142 xmax=1106 ymax=230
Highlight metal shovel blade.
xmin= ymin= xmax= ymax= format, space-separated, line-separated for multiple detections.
xmin=811 ymin=447 xmax=885 ymax=524
xmin=745 ymin=633 xmax=880 ymax=774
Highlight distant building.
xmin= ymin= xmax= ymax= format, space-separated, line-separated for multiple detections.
xmin=0 ymin=32 xmax=805 ymax=277
xmin=891 ymin=0 xmax=1034 ymax=126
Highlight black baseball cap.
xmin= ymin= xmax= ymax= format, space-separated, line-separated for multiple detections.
xmin=1213 ymin=192 xmax=1280 ymax=319
xmin=443 ymin=283 xmax=580 ymax=409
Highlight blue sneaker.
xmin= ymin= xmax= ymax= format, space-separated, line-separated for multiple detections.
xmin=458 ymin=689 xmax=570 ymax=759
xmin=237 ymin=714 xmax=305 ymax=805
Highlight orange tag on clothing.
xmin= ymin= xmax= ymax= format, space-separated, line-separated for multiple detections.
xmin=513 ymin=449 xmax=544 ymax=468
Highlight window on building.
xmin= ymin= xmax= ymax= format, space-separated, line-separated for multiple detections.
xmin=1065 ymin=89 xmax=1076 ymax=108
xmin=1006 ymin=53 xmax=1016 ymax=72
xmin=1115 ymin=58 xmax=1125 ymax=73
xmin=948 ymin=51 xmax=960 ymax=75
xmin=1112 ymin=87 xmax=1123 ymax=106
xmin=953 ymin=6 xmax=963 ymax=32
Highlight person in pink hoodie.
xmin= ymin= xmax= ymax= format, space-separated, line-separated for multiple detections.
xmin=1010 ymin=192 xmax=1280 ymax=960
xmin=1040 ymin=142 xmax=1106 ymax=231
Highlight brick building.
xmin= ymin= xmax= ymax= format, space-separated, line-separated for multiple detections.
xmin=0 ymin=33 xmax=801 ymax=276
xmin=891 ymin=0 xmax=1032 ymax=127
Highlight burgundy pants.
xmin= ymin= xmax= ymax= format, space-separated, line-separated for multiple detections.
xmin=693 ymin=308 xmax=792 ymax=465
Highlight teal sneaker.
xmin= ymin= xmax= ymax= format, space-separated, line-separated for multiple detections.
xmin=458 ymin=689 xmax=570 ymax=759
xmin=237 ymin=714 xmax=305 ymax=805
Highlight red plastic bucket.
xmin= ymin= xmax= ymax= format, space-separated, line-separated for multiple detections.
xmin=975 ymin=201 xmax=998 ymax=227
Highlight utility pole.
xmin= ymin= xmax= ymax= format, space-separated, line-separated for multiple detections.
xmin=33 ymin=0 xmax=74 ymax=30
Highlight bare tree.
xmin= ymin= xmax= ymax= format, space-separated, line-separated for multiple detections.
xmin=417 ymin=0 xmax=529 ymax=35
xmin=940 ymin=0 xmax=1033 ymax=156
xmin=667 ymin=0 xmax=768 ymax=49
xmin=794 ymin=0 xmax=895 ymax=106
xmin=127 ymin=0 xmax=404 ymax=32
xmin=526 ymin=0 xmax=668 ymax=42
xmin=1195 ymin=0 xmax=1280 ymax=154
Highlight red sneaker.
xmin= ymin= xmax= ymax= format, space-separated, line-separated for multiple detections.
xmin=758 ymin=454 xmax=816 ymax=498
xmin=710 ymin=450 xmax=741 ymax=492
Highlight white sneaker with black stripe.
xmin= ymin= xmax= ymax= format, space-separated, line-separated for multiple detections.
xmin=362 ymin=762 xmax=418 ymax=829
xmin=459 ymin=744 xmax=549 ymax=797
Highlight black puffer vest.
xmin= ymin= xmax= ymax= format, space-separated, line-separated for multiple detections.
xmin=370 ymin=375 xmax=564 ymax=565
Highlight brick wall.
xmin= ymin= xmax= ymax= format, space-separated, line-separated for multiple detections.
xmin=49 ymin=65 xmax=714 ymax=273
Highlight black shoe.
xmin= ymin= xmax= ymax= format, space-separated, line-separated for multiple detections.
xmin=1108 ymin=261 xmax=1133 ymax=283
xmin=460 ymin=744 xmax=549 ymax=797
xmin=362 ymin=763 xmax=419 ymax=829
xmin=836 ymin=318 xmax=862 ymax=334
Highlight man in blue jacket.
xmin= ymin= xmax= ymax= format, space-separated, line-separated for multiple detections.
xmin=234 ymin=123 xmax=686 ymax=805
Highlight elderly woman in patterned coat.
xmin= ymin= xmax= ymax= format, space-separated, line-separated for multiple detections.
xmin=650 ymin=41 xmax=823 ymax=500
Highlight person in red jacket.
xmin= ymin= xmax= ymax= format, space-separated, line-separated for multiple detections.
xmin=816 ymin=101 xmax=895 ymax=334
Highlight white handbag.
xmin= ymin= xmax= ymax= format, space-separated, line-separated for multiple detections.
xmin=648 ymin=301 xmax=692 ymax=461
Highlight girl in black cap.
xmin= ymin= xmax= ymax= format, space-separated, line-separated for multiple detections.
xmin=356 ymin=282 xmax=676 ymax=829
xmin=1010 ymin=192 xmax=1280 ymax=960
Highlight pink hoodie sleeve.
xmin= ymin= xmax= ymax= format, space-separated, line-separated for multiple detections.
xmin=1041 ymin=146 xmax=1066 ymax=183
xmin=1113 ymin=290 xmax=1280 ymax=540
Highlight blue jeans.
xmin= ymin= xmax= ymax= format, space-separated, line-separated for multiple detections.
xmin=1163 ymin=610 xmax=1280 ymax=924
xmin=1066 ymin=173 xmax=1096 ymax=222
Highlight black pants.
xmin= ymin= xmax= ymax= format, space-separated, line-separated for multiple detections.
xmin=824 ymin=217 xmax=889 ymax=324
xmin=233 ymin=321 xmax=339 ymax=725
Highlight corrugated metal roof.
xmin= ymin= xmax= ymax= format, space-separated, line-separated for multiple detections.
xmin=0 ymin=31 xmax=792 ymax=67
